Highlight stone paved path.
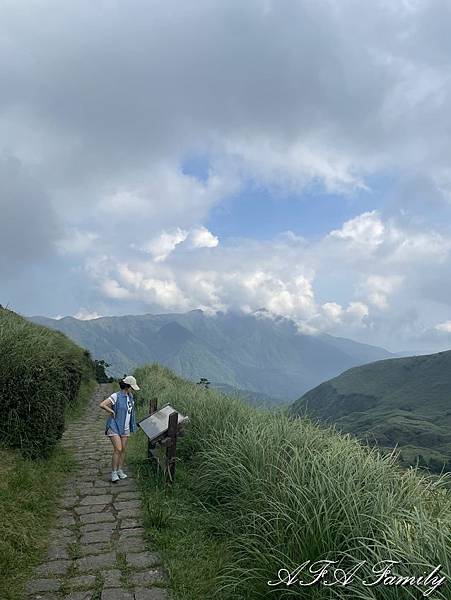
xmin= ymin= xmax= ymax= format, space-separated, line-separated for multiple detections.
xmin=25 ymin=383 xmax=172 ymax=600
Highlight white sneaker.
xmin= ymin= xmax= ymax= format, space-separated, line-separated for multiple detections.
xmin=111 ymin=470 xmax=119 ymax=482
xmin=117 ymin=468 xmax=128 ymax=479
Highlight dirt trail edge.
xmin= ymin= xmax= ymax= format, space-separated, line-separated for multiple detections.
xmin=24 ymin=383 xmax=172 ymax=600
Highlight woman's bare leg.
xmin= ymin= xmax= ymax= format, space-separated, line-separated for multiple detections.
xmin=109 ymin=435 xmax=122 ymax=471
xmin=118 ymin=435 xmax=128 ymax=469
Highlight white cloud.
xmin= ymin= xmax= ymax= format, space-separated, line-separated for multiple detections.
xmin=55 ymin=228 xmax=99 ymax=255
xmin=137 ymin=277 xmax=189 ymax=309
xmin=346 ymin=302 xmax=370 ymax=322
xmin=188 ymin=270 xmax=225 ymax=308
xmin=359 ymin=274 xmax=404 ymax=310
xmin=94 ymin=164 xmax=238 ymax=235
xmin=276 ymin=230 xmax=307 ymax=245
xmin=385 ymin=228 xmax=451 ymax=264
xmin=322 ymin=302 xmax=343 ymax=321
xmin=141 ymin=227 xmax=189 ymax=262
xmin=313 ymin=301 xmax=369 ymax=331
xmin=105 ymin=262 xmax=190 ymax=309
xmin=188 ymin=226 xmax=219 ymax=249
xmin=101 ymin=279 xmax=132 ymax=300
xmin=435 ymin=321 xmax=451 ymax=333
xmin=229 ymin=269 xmax=316 ymax=320
xmin=139 ymin=225 xmax=219 ymax=262
xmin=324 ymin=210 xmax=451 ymax=268
xmin=329 ymin=211 xmax=385 ymax=249
xmin=73 ymin=308 xmax=102 ymax=320
xmin=221 ymin=136 xmax=366 ymax=195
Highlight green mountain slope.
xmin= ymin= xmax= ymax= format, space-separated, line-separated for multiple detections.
xmin=28 ymin=308 xmax=393 ymax=404
xmin=288 ymin=350 xmax=451 ymax=472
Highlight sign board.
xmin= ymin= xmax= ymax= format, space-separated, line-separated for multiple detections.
xmin=137 ymin=403 xmax=189 ymax=443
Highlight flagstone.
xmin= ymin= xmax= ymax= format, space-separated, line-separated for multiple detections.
xmin=134 ymin=588 xmax=170 ymax=600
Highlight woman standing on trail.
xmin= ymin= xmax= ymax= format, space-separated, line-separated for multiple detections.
xmin=99 ymin=375 xmax=139 ymax=482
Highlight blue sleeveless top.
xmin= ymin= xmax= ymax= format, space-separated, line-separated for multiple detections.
xmin=104 ymin=390 xmax=137 ymax=436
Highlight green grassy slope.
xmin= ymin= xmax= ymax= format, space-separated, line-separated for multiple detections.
xmin=289 ymin=350 xmax=451 ymax=473
xmin=126 ymin=363 xmax=451 ymax=600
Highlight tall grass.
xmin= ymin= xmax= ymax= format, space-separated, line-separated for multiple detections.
xmin=134 ymin=363 xmax=451 ymax=599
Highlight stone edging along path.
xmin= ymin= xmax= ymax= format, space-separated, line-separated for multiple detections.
xmin=24 ymin=383 xmax=172 ymax=600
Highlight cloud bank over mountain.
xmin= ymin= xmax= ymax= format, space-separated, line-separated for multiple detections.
xmin=2 ymin=0 xmax=451 ymax=352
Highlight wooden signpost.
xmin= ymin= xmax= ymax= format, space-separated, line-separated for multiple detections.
xmin=138 ymin=397 xmax=189 ymax=486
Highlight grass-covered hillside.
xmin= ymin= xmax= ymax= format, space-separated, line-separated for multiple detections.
xmin=127 ymin=363 xmax=451 ymax=600
xmin=289 ymin=349 xmax=451 ymax=474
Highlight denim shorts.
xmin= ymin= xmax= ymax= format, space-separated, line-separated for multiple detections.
xmin=106 ymin=428 xmax=130 ymax=437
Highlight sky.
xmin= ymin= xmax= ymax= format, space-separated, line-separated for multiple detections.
xmin=2 ymin=0 xmax=451 ymax=353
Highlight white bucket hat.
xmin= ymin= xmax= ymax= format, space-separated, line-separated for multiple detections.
xmin=122 ymin=375 xmax=140 ymax=390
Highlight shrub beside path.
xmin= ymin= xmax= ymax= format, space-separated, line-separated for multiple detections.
xmin=24 ymin=383 xmax=172 ymax=600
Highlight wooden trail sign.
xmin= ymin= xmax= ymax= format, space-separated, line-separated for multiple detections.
xmin=137 ymin=397 xmax=189 ymax=485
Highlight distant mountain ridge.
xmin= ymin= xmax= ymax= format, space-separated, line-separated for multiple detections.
xmin=288 ymin=350 xmax=451 ymax=472
xmin=28 ymin=309 xmax=394 ymax=405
